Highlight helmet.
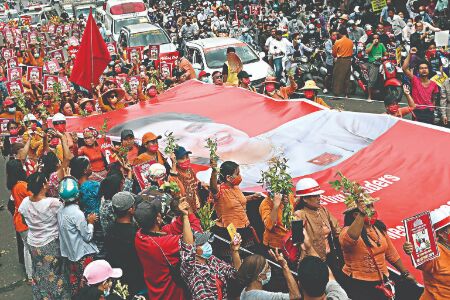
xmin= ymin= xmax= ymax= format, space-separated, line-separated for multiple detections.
xmin=149 ymin=163 xmax=166 ymax=178
xmin=59 ymin=177 xmax=80 ymax=202
xmin=295 ymin=178 xmax=324 ymax=197
xmin=364 ymin=24 xmax=373 ymax=31
xmin=24 ymin=113 xmax=37 ymax=122
xmin=52 ymin=112 xmax=66 ymax=123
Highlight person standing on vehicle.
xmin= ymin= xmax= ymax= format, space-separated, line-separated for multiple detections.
xmin=402 ymin=47 xmax=440 ymax=124
xmin=365 ymin=34 xmax=387 ymax=101
xmin=332 ymin=27 xmax=354 ymax=97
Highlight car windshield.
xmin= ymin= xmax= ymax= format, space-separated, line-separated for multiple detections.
xmin=204 ymin=44 xmax=259 ymax=69
xmin=75 ymin=7 xmax=93 ymax=19
xmin=24 ymin=13 xmax=40 ymax=24
xmin=130 ymin=29 xmax=169 ymax=47
xmin=114 ymin=17 xmax=148 ymax=34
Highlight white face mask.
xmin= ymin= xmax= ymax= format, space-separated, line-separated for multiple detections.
xmin=407 ymin=22 xmax=413 ymax=27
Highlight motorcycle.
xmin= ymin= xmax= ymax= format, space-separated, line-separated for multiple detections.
xmin=350 ymin=55 xmax=402 ymax=100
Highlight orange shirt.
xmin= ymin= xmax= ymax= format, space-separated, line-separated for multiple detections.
xmin=315 ymin=97 xmax=330 ymax=108
xmin=178 ymin=58 xmax=196 ymax=80
xmin=420 ymin=243 xmax=450 ymax=300
xmin=127 ymin=144 xmax=140 ymax=165
xmin=0 ymin=111 xmax=24 ymax=122
xmin=339 ymin=226 xmax=400 ymax=281
xmin=259 ymin=195 xmax=294 ymax=249
xmin=78 ymin=145 xmax=106 ymax=172
xmin=12 ymin=181 xmax=32 ymax=232
xmin=332 ymin=36 xmax=354 ymax=58
xmin=213 ymin=184 xmax=249 ymax=228
xmin=133 ymin=151 xmax=166 ymax=166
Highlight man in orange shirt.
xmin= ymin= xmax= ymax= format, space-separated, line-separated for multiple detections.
xmin=120 ymin=129 xmax=140 ymax=166
xmin=332 ymin=27 xmax=354 ymax=97
xmin=0 ymin=98 xmax=24 ymax=122
xmin=176 ymin=52 xmax=196 ymax=82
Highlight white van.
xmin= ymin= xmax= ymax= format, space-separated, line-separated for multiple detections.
xmin=118 ymin=23 xmax=176 ymax=53
xmin=96 ymin=0 xmax=150 ymax=42
xmin=185 ymin=38 xmax=272 ymax=86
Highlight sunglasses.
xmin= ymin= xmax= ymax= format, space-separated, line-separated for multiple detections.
xmin=53 ymin=121 xmax=66 ymax=125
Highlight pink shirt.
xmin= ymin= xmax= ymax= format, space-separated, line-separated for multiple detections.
xmin=411 ymin=76 xmax=439 ymax=111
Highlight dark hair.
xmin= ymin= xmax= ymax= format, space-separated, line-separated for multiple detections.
xmin=338 ymin=27 xmax=347 ymax=36
xmin=59 ymin=99 xmax=76 ymax=115
xmin=226 ymin=47 xmax=236 ymax=53
xmin=297 ymin=256 xmax=328 ymax=297
xmin=27 ymin=172 xmax=47 ymax=195
xmin=106 ymin=162 xmax=123 ymax=177
xmin=100 ymin=174 xmax=123 ymax=200
xmin=41 ymin=152 xmax=59 ymax=179
xmin=294 ymin=195 xmax=317 ymax=210
xmin=218 ymin=161 xmax=239 ymax=183
xmin=344 ymin=209 xmax=387 ymax=247
xmin=69 ymin=156 xmax=90 ymax=180
xmin=6 ymin=159 xmax=27 ymax=190
xmin=7 ymin=120 xmax=18 ymax=130
xmin=236 ymin=254 xmax=266 ymax=287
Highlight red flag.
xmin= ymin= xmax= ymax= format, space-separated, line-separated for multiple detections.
xmin=69 ymin=10 xmax=110 ymax=91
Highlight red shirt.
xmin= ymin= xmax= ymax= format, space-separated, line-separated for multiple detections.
xmin=411 ymin=76 xmax=439 ymax=111
xmin=135 ymin=230 xmax=187 ymax=300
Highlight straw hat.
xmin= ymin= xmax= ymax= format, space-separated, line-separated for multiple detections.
xmin=343 ymin=197 xmax=380 ymax=214
xmin=300 ymin=80 xmax=321 ymax=90
xmin=101 ymin=88 xmax=125 ymax=103
xmin=264 ymin=76 xmax=278 ymax=84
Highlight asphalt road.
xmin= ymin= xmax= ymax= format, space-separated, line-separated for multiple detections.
xmin=0 ymin=93 xmax=396 ymax=299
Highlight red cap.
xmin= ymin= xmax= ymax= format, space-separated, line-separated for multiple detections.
xmin=198 ymin=70 xmax=210 ymax=79
xmin=3 ymin=98 xmax=14 ymax=107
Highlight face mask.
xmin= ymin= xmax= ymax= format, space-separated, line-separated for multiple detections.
xmin=419 ymin=11 xmax=425 ymax=15
xmin=10 ymin=128 xmax=18 ymax=136
xmin=304 ymin=90 xmax=315 ymax=99
xmin=54 ymin=123 xmax=67 ymax=133
xmin=34 ymin=53 xmax=39 ymax=58
xmin=148 ymin=88 xmax=157 ymax=97
xmin=50 ymin=137 xmax=59 ymax=147
xmin=366 ymin=30 xmax=372 ymax=36
xmin=30 ymin=123 xmax=37 ymax=131
xmin=261 ymin=270 xmax=271 ymax=285
xmin=426 ymin=49 xmax=437 ymax=57
xmin=242 ymin=78 xmax=250 ymax=85
xmin=7 ymin=107 xmax=16 ymax=113
xmin=265 ymin=84 xmax=276 ymax=93
xmin=85 ymin=103 xmax=94 ymax=113
xmin=148 ymin=144 xmax=159 ymax=152
xmin=331 ymin=36 xmax=337 ymax=41
xmin=231 ymin=174 xmax=242 ymax=186
xmin=178 ymin=159 xmax=191 ymax=170
xmin=43 ymin=100 xmax=51 ymax=106
xmin=386 ymin=104 xmax=399 ymax=115
xmin=407 ymin=22 xmax=413 ymax=27
xmin=201 ymin=77 xmax=210 ymax=83
xmin=200 ymin=242 xmax=213 ymax=259
xmin=364 ymin=211 xmax=378 ymax=225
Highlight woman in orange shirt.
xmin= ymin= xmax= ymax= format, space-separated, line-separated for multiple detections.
xmin=78 ymin=127 xmax=107 ymax=182
xmin=7 ymin=159 xmax=33 ymax=283
xmin=340 ymin=199 xmax=416 ymax=300
xmin=209 ymin=159 xmax=261 ymax=259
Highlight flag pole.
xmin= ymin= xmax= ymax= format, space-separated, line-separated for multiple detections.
xmin=90 ymin=9 xmax=94 ymax=91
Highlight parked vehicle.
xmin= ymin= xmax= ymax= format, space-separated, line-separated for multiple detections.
xmin=185 ymin=37 xmax=272 ymax=86
xmin=118 ymin=23 xmax=176 ymax=53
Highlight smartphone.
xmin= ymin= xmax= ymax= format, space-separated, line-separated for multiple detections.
xmin=291 ymin=220 xmax=304 ymax=244
xmin=227 ymin=223 xmax=237 ymax=241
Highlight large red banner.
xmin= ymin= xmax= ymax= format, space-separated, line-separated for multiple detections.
xmin=63 ymin=80 xmax=450 ymax=282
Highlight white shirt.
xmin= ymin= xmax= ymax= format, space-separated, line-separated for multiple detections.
xmin=387 ymin=15 xmax=406 ymax=36
xmin=268 ymin=38 xmax=292 ymax=59
xmin=19 ymin=197 xmax=62 ymax=247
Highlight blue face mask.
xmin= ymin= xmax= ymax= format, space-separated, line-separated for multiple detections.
xmin=7 ymin=107 xmax=16 ymax=113
xmin=261 ymin=270 xmax=271 ymax=285
xmin=200 ymin=242 xmax=213 ymax=259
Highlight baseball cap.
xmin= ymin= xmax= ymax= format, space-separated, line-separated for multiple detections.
xmin=134 ymin=199 xmax=162 ymax=230
xmin=198 ymin=70 xmax=211 ymax=79
xmin=120 ymin=129 xmax=134 ymax=140
xmin=142 ymin=132 xmax=162 ymax=145
xmin=83 ymin=260 xmax=122 ymax=285
xmin=174 ymin=146 xmax=192 ymax=160
xmin=238 ymin=70 xmax=252 ymax=79
xmin=3 ymin=98 xmax=14 ymax=107
xmin=112 ymin=191 xmax=136 ymax=212
xmin=194 ymin=231 xmax=213 ymax=246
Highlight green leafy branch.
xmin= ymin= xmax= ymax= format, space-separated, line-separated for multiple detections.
xmin=98 ymin=118 xmax=109 ymax=136
xmin=163 ymin=131 xmax=179 ymax=155
xmin=258 ymin=154 xmax=294 ymax=229
xmin=112 ymin=280 xmax=129 ymax=299
xmin=329 ymin=172 xmax=375 ymax=217
xmin=205 ymin=137 xmax=220 ymax=170
xmin=13 ymin=91 xmax=29 ymax=116
xmin=52 ymin=82 xmax=62 ymax=103
xmin=160 ymin=181 xmax=181 ymax=194
xmin=197 ymin=202 xmax=217 ymax=232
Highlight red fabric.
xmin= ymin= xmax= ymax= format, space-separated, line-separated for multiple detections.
xmin=134 ymin=229 xmax=186 ymax=300
xmin=69 ymin=10 xmax=111 ymax=91
xmin=162 ymin=213 xmax=203 ymax=235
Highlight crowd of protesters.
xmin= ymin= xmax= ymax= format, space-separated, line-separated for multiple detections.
xmin=1 ymin=0 xmax=450 ymax=300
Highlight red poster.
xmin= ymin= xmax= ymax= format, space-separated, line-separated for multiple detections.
xmin=126 ymin=46 xmax=143 ymax=63
xmin=2 ymin=48 xmax=13 ymax=60
xmin=133 ymin=161 xmax=157 ymax=190
xmin=0 ymin=118 xmax=10 ymax=136
xmin=27 ymin=66 xmax=43 ymax=83
xmin=106 ymin=42 xmax=117 ymax=55
xmin=49 ymin=49 xmax=65 ymax=64
xmin=44 ymin=58 xmax=62 ymax=74
xmin=128 ymin=76 xmax=140 ymax=93
xmin=159 ymin=62 xmax=172 ymax=78
xmin=7 ymin=67 xmax=22 ymax=82
xmin=20 ymin=15 xmax=32 ymax=26
xmin=67 ymin=45 xmax=79 ymax=58
xmin=308 ymin=153 xmax=343 ymax=166
xmin=58 ymin=76 xmax=70 ymax=92
xmin=148 ymin=45 xmax=160 ymax=60
xmin=403 ymin=212 xmax=440 ymax=268
xmin=97 ymin=136 xmax=117 ymax=164
xmin=43 ymin=75 xmax=59 ymax=92
xmin=6 ymin=57 xmax=18 ymax=69
xmin=5 ymin=80 xmax=24 ymax=95
xmin=9 ymin=136 xmax=23 ymax=144
xmin=156 ymin=51 xmax=179 ymax=69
